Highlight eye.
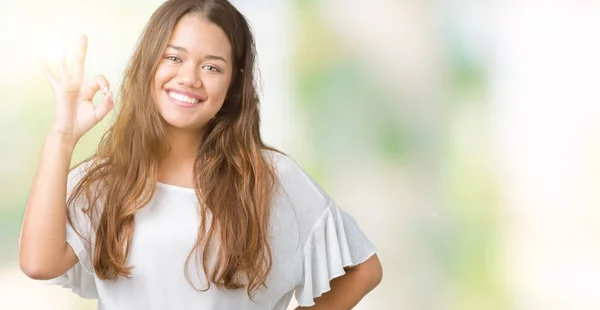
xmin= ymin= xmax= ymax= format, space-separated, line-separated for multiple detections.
xmin=165 ymin=56 xmax=181 ymax=63
xmin=202 ymin=64 xmax=221 ymax=73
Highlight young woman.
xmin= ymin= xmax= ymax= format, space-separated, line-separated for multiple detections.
xmin=19 ymin=0 xmax=382 ymax=309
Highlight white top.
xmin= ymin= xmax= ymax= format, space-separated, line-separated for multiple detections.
xmin=46 ymin=151 xmax=376 ymax=310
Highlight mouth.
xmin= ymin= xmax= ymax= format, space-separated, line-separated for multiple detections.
xmin=166 ymin=89 xmax=206 ymax=107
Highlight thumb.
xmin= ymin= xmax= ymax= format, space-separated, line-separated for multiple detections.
xmin=94 ymin=92 xmax=115 ymax=122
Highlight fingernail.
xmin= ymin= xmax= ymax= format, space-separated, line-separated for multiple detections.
xmin=102 ymin=86 xmax=109 ymax=94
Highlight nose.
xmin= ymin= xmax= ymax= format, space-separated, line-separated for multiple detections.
xmin=176 ymin=63 xmax=202 ymax=88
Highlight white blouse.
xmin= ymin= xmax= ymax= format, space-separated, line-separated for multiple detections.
xmin=46 ymin=151 xmax=376 ymax=310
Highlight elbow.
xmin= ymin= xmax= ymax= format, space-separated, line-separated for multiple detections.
xmin=20 ymin=262 xmax=49 ymax=280
xmin=348 ymin=253 xmax=383 ymax=291
xmin=19 ymin=253 xmax=53 ymax=280
xmin=368 ymin=255 xmax=383 ymax=289
xmin=375 ymin=263 xmax=383 ymax=288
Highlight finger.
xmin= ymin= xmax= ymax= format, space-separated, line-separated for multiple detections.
xmin=58 ymin=45 xmax=70 ymax=82
xmin=40 ymin=59 xmax=58 ymax=89
xmin=80 ymin=75 xmax=110 ymax=102
xmin=94 ymin=91 xmax=115 ymax=122
xmin=72 ymin=34 xmax=87 ymax=80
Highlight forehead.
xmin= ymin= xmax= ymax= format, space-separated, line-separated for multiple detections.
xmin=168 ymin=13 xmax=232 ymax=60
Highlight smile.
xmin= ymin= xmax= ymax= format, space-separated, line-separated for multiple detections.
xmin=168 ymin=91 xmax=201 ymax=104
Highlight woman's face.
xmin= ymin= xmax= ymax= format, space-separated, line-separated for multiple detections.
xmin=152 ymin=13 xmax=233 ymax=134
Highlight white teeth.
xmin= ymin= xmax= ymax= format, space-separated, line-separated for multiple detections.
xmin=168 ymin=92 xmax=200 ymax=104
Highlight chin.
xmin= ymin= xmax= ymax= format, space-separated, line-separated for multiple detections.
xmin=161 ymin=112 xmax=209 ymax=133
xmin=162 ymin=117 xmax=213 ymax=137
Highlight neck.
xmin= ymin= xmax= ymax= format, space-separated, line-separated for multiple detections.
xmin=163 ymin=127 xmax=204 ymax=162
xmin=156 ymin=127 xmax=204 ymax=185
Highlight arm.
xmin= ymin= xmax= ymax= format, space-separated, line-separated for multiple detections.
xmin=296 ymin=254 xmax=383 ymax=310
xmin=19 ymin=133 xmax=79 ymax=280
xmin=19 ymin=34 xmax=113 ymax=280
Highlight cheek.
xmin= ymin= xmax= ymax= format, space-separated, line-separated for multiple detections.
xmin=153 ymin=65 xmax=174 ymax=89
xmin=206 ymin=76 xmax=232 ymax=100
xmin=152 ymin=68 xmax=169 ymax=102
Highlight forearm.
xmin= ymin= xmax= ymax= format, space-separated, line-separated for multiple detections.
xmin=296 ymin=254 xmax=382 ymax=310
xmin=295 ymin=270 xmax=371 ymax=309
xmin=19 ymin=133 xmax=75 ymax=277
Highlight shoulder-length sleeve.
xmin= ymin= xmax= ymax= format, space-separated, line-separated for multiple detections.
xmin=294 ymin=200 xmax=376 ymax=307
xmin=266 ymin=151 xmax=377 ymax=307
xmin=45 ymin=161 xmax=98 ymax=299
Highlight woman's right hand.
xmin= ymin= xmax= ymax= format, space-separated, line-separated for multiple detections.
xmin=42 ymin=34 xmax=114 ymax=144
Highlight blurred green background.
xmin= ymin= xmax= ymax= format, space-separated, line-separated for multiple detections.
xmin=3 ymin=1 xmax=600 ymax=309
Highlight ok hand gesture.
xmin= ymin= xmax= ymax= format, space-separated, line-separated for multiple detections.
xmin=42 ymin=34 xmax=114 ymax=144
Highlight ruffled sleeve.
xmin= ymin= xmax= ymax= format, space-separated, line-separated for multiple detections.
xmin=45 ymin=161 xmax=98 ymax=299
xmin=293 ymin=201 xmax=376 ymax=307
xmin=263 ymin=151 xmax=377 ymax=306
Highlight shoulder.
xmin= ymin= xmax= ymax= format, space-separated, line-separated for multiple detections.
xmin=68 ymin=160 xmax=95 ymax=189
xmin=261 ymin=149 xmax=299 ymax=175
xmin=262 ymin=149 xmax=332 ymax=221
xmin=262 ymin=150 xmax=317 ymax=184
xmin=263 ymin=150 xmax=328 ymax=195
xmin=66 ymin=159 xmax=105 ymax=210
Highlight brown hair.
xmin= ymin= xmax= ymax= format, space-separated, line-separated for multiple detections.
xmin=68 ymin=0 xmax=279 ymax=297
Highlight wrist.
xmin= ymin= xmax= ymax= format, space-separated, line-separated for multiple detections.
xmin=46 ymin=131 xmax=78 ymax=150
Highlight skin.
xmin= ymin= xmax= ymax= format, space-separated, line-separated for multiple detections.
xmin=19 ymin=34 xmax=112 ymax=280
xmin=152 ymin=13 xmax=233 ymax=188
xmin=21 ymin=12 xmax=383 ymax=309
xmin=157 ymin=14 xmax=384 ymax=308
xmin=297 ymin=254 xmax=383 ymax=309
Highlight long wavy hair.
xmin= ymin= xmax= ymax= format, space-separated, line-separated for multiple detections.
xmin=67 ymin=0 xmax=279 ymax=297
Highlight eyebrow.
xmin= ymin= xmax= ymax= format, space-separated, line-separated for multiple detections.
xmin=166 ymin=44 xmax=228 ymax=63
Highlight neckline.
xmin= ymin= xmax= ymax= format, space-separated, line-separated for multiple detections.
xmin=156 ymin=181 xmax=196 ymax=193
